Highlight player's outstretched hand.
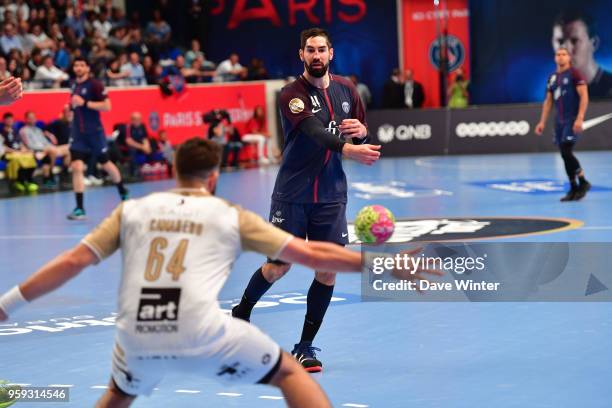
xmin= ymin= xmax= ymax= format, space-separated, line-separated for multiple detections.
xmin=391 ymin=247 xmax=444 ymax=293
xmin=342 ymin=143 xmax=381 ymax=165
xmin=534 ymin=122 xmax=545 ymax=136
xmin=573 ymin=118 xmax=583 ymax=134
xmin=0 ymin=76 xmax=23 ymax=106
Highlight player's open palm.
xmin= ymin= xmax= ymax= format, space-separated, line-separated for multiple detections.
xmin=343 ymin=143 xmax=381 ymax=165
xmin=0 ymin=77 xmax=23 ymax=106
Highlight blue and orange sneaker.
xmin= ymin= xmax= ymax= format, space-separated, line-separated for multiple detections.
xmin=291 ymin=342 xmax=323 ymax=373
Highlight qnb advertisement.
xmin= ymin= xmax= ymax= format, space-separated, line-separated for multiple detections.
xmin=362 ymin=242 xmax=612 ymax=301
xmin=366 ymin=100 xmax=612 ymax=156
xmin=402 ymin=0 xmax=470 ymax=107
xmin=0 ymin=83 xmax=267 ymax=145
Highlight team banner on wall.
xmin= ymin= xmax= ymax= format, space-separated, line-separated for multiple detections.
xmin=0 ymin=83 xmax=266 ymax=145
xmin=401 ymin=0 xmax=470 ymax=108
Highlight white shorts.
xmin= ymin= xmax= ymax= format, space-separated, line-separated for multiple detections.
xmin=111 ymin=317 xmax=282 ymax=396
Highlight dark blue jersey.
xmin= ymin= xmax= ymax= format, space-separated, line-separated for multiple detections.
xmin=546 ymin=68 xmax=586 ymax=124
xmin=71 ymin=78 xmax=107 ymax=135
xmin=273 ymin=74 xmax=367 ymax=204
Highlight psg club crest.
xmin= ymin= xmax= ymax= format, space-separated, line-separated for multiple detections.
xmin=149 ymin=111 xmax=160 ymax=132
xmin=429 ymin=35 xmax=465 ymax=72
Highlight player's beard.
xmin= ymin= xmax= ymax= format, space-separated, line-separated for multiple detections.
xmin=305 ymin=60 xmax=329 ymax=78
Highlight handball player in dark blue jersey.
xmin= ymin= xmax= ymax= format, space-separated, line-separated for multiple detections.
xmin=67 ymin=57 xmax=128 ymax=220
xmin=536 ymin=47 xmax=590 ymax=201
xmin=233 ymin=28 xmax=381 ymax=372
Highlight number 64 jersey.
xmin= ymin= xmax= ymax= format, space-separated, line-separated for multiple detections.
xmin=81 ymin=190 xmax=292 ymax=355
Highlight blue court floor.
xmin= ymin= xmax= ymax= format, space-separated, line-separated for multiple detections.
xmin=1 ymin=151 xmax=611 ymax=407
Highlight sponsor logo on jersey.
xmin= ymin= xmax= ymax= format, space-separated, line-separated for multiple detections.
xmin=136 ymin=288 xmax=181 ymax=334
xmin=288 ymin=98 xmax=305 ymax=114
xmin=347 ymin=217 xmax=582 ymax=244
xmin=342 ymin=101 xmax=350 ymax=113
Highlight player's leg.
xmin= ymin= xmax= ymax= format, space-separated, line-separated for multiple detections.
xmin=292 ymin=202 xmax=348 ymax=372
xmin=67 ymin=149 xmax=87 ymax=219
xmin=232 ymin=201 xmax=306 ymax=321
xmin=95 ymin=378 xmax=136 ymax=408
xmin=267 ymin=352 xmax=332 ymax=408
xmin=42 ymin=146 xmax=57 ymax=186
xmin=99 ymin=151 xmax=129 ymax=200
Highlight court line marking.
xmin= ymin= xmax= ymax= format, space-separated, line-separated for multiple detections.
xmin=259 ymin=395 xmax=284 ymax=400
xmin=217 ymin=392 xmax=243 ymax=397
xmin=582 ymin=226 xmax=612 ymax=230
xmin=48 ymin=384 xmax=74 ymax=387
xmin=90 ymin=386 xmax=108 ymax=389
xmin=176 ymin=390 xmax=201 ymax=394
xmin=343 ymin=404 xmax=370 ymax=407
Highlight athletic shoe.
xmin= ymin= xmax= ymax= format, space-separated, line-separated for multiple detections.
xmin=67 ymin=208 xmax=87 ymax=220
xmin=291 ymin=342 xmax=323 ymax=373
xmin=83 ymin=176 xmax=92 ymax=186
xmin=13 ymin=181 xmax=25 ymax=192
xmin=88 ymin=175 xmax=104 ymax=186
xmin=574 ymin=181 xmax=591 ymax=201
xmin=26 ymin=182 xmax=39 ymax=193
xmin=560 ymin=188 xmax=578 ymax=202
xmin=231 ymin=305 xmax=251 ymax=323
xmin=120 ymin=189 xmax=130 ymax=201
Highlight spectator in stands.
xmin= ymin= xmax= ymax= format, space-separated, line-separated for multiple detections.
xmin=34 ymin=55 xmax=69 ymax=88
xmin=54 ymin=39 xmax=71 ymax=71
xmin=403 ymin=68 xmax=425 ymax=109
xmin=213 ymin=52 xmax=246 ymax=82
xmin=146 ymin=61 xmax=163 ymax=86
xmin=88 ymin=37 xmax=115 ymax=78
xmin=93 ymin=7 xmax=112 ymax=39
xmin=28 ymin=23 xmax=54 ymax=51
xmin=49 ymin=23 xmax=64 ymax=43
xmin=19 ymin=111 xmax=68 ymax=187
xmin=16 ymin=20 xmax=33 ymax=54
xmin=246 ymin=57 xmax=269 ymax=81
xmin=0 ymin=111 xmax=38 ymax=192
xmin=120 ymin=51 xmax=145 ymax=86
xmin=243 ymin=105 xmax=271 ymax=164
xmin=382 ymin=68 xmax=405 ymax=109
xmin=157 ymin=129 xmax=173 ymax=169
xmin=8 ymin=0 xmax=28 ymax=23
xmin=145 ymin=9 xmax=171 ymax=56
xmin=63 ymin=6 xmax=85 ymax=40
xmin=125 ymin=28 xmax=148 ymax=57
xmin=208 ymin=117 xmax=242 ymax=169
xmin=106 ymin=58 xmax=129 ymax=87
xmin=118 ymin=111 xmax=163 ymax=174
xmin=0 ymin=22 xmax=21 ymax=55
xmin=0 ymin=57 xmax=10 ymax=80
xmin=448 ymin=67 xmax=469 ymax=108
xmin=107 ymin=26 xmax=128 ymax=54
xmin=176 ymin=55 xmax=213 ymax=83
xmin=349 ymin=74 xmax=372 ymax=110
xmin=45 ymin=104 xmax=73 ymax=169
xmin=26 ymin=48 xmax=43 ymax=77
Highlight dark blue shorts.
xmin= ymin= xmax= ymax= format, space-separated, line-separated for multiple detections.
xmin=269 ymin=200 xmax=348 ymax=247
xmin=70 ymin=130 xmax=108 ymax=157
xmin=554 ymin=121 xmax=580 ymax=145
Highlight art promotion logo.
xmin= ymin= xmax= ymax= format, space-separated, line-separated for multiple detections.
xmin=429 ymin=35 xmax=465 ymax=72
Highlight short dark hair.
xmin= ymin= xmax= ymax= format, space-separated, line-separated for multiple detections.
xmin=3 ymin=112 xmax=13 ymax=119
xmin=175 ymin=137 xmax=221 ymax=180
xmin=73 ymin=56 xmax=89 ymax=65
xmin=554 ymin=9 xmax=597 ymax=38
xmin=300 ymin=27 xmax=332 ymax=49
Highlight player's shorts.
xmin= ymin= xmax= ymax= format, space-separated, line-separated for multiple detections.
xmin=70 ymin=130 xmax=110 ymax=163
xmin=266 ymin=200 xmax=348 ymax=264
xmin=111 ymin=316 xmax=282 ymax=396
xmin=554 ymin=121 xmax=580 ymax=145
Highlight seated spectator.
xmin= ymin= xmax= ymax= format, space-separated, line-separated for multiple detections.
xmin=208 ymin=117 xmax=242 ymax=169
xmin=107 ymin=26 xmax=129 ymax=55
xmin=242 ymin=105 xmax=271 ymax=164
xmin=34 ymin=55 xmax=69 ymax=88
xmin=88 ymin=36 xmax=115 ymax=78
xmin=45 ymin=104 xmax=73 ymax=169
xmin=213 ymin=52 xmax=246 ymax=82
xmin=63 ymin=6 xmax=85 ymax=40
xmin=28 ymin=23 xmax=54 ymax=51
xmin=106 ymin=58 xmax=129 ymax=87
xmin=120 ymin=51 xmax=145 ymax=86
xmin=54 ymin=39 xmax=71 ymax=71
xmin=16 ymin=20 xmax=34 ymax=55
xmin=145 ymin=9 xmax=171 ymax=57
xmin=0 ymin=22 xmax=21 ymax=55
xmin=176 ymin=55 xmax=213 ymax=83
xmin=157 ymin=129 xmax=174 ymax=171
xmin=246 ymin=57 xmax=269 ymax=81
xmin=0 ymin=57 xmax=10 ymax=80
xmin=0 ymin=112 xmax=38 ymax=192
xmin=93 ymin=7 xmax=112 ymax=39
xmin=27 ymin=48 xmax=44 ymax=76
xmin=184 ymin=39 xmax=204 ymax=67
xmin=19 ymin=111 xmax=69 ymax=187
xmin=115 ymin=112 xmax=164 ymax=175
xmin=125 ymin=28 xmax=148 ymax=57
